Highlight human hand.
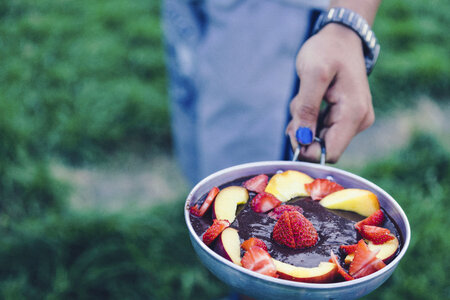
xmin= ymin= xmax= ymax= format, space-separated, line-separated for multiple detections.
xmin=286 ymin=23 xmax=375 ymax=163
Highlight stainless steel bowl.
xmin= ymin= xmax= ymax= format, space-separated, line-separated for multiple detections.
xmin=184 ymin=161 xmax=411 ymax=300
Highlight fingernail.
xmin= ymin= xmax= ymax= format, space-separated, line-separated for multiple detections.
xmin=296 ymin=127 xmax=313 ymax=145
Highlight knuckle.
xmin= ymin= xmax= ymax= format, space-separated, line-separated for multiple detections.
xmin=349 ymin=93 xmax=373 ymax=121
xmin=295 ymin=103 xmax=320 ymax=123
xmin=366 ymin=108 xmax=375 ymax=125
xmin=358 ymin=93 xmax=375 ymax=129
xmin=299 ymin=60 xmax=333 ymax=84
xmin=313 ymin=63 xmax=333 ymax=84
xmin=289 ymin=97 xmax=299 ymax=111
xmin=361 ymin=108 xmax=375 ymax=130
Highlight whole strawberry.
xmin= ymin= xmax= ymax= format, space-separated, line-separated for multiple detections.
xmin=272 ymin=211 xmax=318 ymax=249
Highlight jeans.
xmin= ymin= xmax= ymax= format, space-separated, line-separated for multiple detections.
xmin=163 ymin=0 xmax=324 ymax=185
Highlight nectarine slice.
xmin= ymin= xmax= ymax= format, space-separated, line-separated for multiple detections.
xmin=213 ymin=186 xmax=249 ymax=223
xmin=265 ymin=170 xmax=314 ymax=202
xmin=345 ymin=235 xmax=399 ymax=264
xmin=273 ymin=259 xmax=337 ymax=283
xmin=214 ymin=228 xmax=242 ymax=266
xmin=319 ymin=188 xmax=380 ymax=217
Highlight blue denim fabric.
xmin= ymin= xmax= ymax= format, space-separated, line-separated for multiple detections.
xmin=163 ymin=0 xmax=320 ymax=185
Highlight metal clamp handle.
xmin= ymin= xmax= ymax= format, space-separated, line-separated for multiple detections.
xmin=292 ymin=137 xmax=326 ymax=165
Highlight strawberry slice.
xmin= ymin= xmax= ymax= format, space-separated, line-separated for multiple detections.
xmin=304 ymin=178 xmax=344 ymax=201
xmin=360 ymin=225 xmax=395 ymax=245
xmin=268 ymin=204 xmax=303 ymax=220
xmin=349 ymin=239 xmax=386 ymax=278
xmin=202 ymin=219 xmax=230 ymax=246
xmin=241 ymin=237 xmax=268 ymax=252
xmin=243 ymin=174 xmax=268 ymax=193
xmin=272 ymin=211 xmax=318 ymax=249
xmin=330 ymin=250 xmax=354 ymax=281
xmin=354 ymin=209 xmax=385 ymax=231
xmin=190 ymin=187 xmax=220 ymax=217
xmin=241 ymin=246 xmax=277 ymax=277
xmin=340 ymin=244 xmax=359 ymax=255
xmin=251 ymin=192 xmax=281 ymax=213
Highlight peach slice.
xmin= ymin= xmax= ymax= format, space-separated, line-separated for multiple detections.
xmin=273 ymin=259 xmax=337 ymax=283
xmin=214 ymin=228 xmax=242 ymax=266
xmin=319 ymin=189 xmax=380 ymax=217
xmin=344 ymin=235 xmax=399 ymax=264
xmin=213 ymin=186 xmax=249 ymax=223
xmin=265 ymin=170 xmax=314 ymax=202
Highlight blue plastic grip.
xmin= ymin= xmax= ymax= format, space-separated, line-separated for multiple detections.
xmin=295 ymin=127 xmax=313 ymax=145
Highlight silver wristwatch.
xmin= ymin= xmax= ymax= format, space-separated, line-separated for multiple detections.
xmin=312 ymin=7 xmax=380 ymax=75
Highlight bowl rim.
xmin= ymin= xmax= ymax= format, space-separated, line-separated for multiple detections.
xmin=184 ymin=160 xmax=411 ymax=289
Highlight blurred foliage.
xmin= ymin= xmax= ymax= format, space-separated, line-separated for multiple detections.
xmin=0 ymin=0 xmax=169 ymax=164
xmin=371 ymin=0 xmax=450 ymax=111
xmin=0 ymin=0 xmax=168 ymax=217
xmin=358 ymin=132 xmax=450 ymax=300
xmin=0 ymin=99 xmax=68 ymax=220
xmin=0 ymin=203 xmax=227 ymax=300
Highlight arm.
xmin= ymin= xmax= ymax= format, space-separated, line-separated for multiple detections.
xmin=286 ymin=0 xmax=381 ymax=163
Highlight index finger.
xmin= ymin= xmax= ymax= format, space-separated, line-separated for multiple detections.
xmin=287 ymin=65 xmax=335 ymax=151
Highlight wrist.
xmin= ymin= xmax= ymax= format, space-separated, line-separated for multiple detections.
xmin=312 ymin=7 xmax=380 ymax=75
xmin=320 ymin=23 xmax=362 ymax=48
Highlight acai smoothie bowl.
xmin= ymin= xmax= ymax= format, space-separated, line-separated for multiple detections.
xmin=184 ymin=161 xmax=410 ymax=300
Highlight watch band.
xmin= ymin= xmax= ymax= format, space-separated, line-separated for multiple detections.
xmin=312 ymin=7 xmax=380 ymax=75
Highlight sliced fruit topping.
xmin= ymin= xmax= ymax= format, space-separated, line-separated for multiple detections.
xmin=272 ymin=211 xmax=318 ymax=249
xmin=241 ymin=246 xmax=278 ymax=277
xmin=190 ymin=186 xmax=220 ymax=217
xmin=330 ymin=250 xmax=354 ymax=281
xmin=340 ymin=244 xmax=358 ymax=255
xmin=265 ymin=170 xmax=314 ymax=202
xmin=354 ymin=209 xmax=385 ymax=231
xmin=268 ymin=204 xmax=303 ymax=220
xmin=203 ymin=219 xmax=230 ymax=246
xmin=319 ymin=188 xmax=380 ymax=217
xmin=304 ymin=178 xmax=344 ymax=201
xmin=251 ymin=192 xmax=282 ymax=213
xmin=359 ymin=225 xmax=395 ymax=245
xmin=214 ymin=228 xmax=242 ymax=265
xmin=243 ymin=174 xmax=268 ymax=194
xmin=241 ymin=237 xmax=268 ymax=252
xmin=349 ymin=239 xmax=386 ymax=278
xmin=213 ymin=186 xmax=249 ymax=223
xmin=345 ymin=235 xmax=399 ymax=264
xmin=273 ymin=259 xmax=337 ymax=283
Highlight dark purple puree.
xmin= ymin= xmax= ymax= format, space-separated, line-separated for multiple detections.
xmin=190 ymin=176 xmax=402 ymax=269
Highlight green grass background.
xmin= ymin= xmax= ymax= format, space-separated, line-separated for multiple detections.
xmin=0 ymin=0 xmax=448 ymax=299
